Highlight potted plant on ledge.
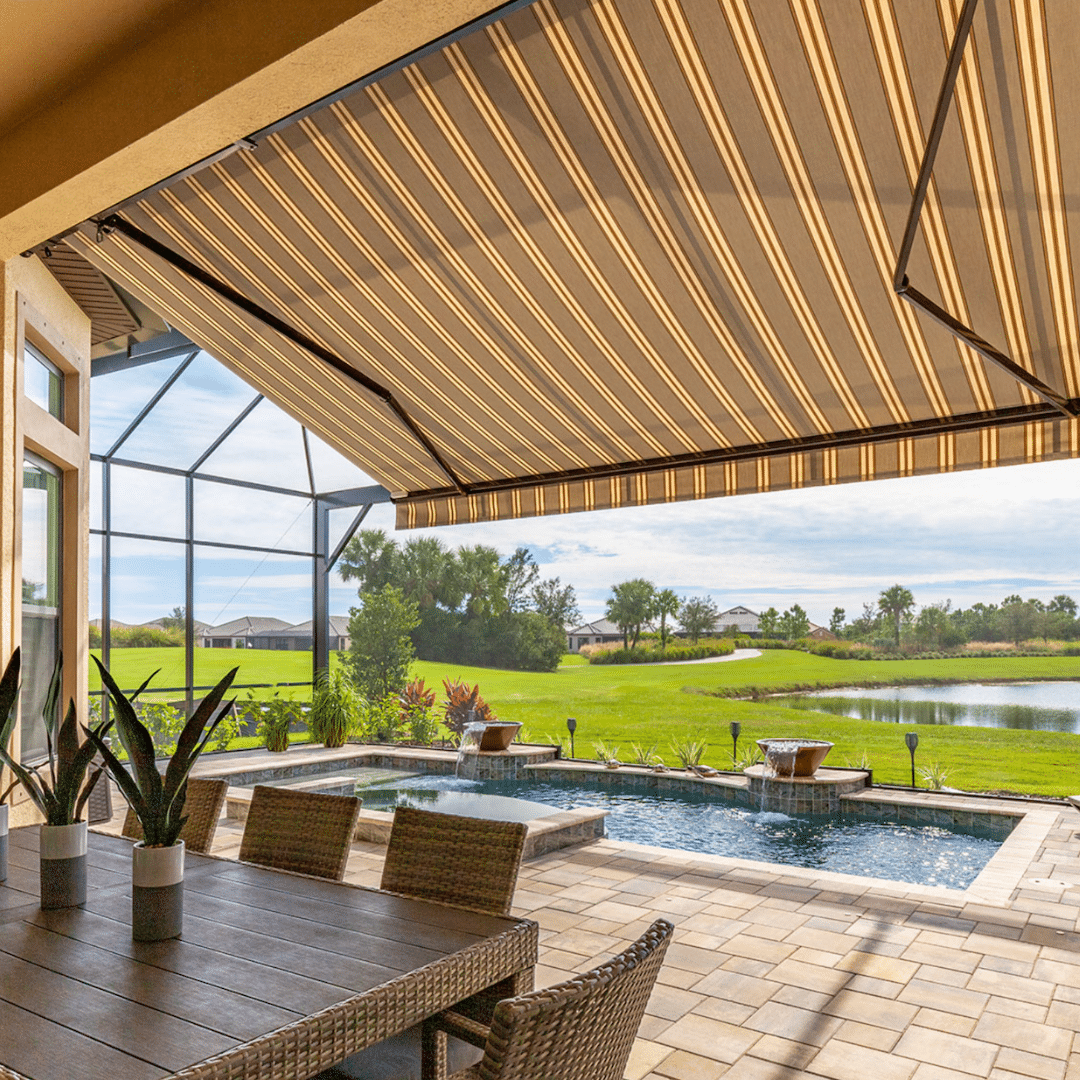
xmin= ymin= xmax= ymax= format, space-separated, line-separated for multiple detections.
xmin=86 ymin=658 xmax=238 ymax=941
xmin=0 ymin=649 xmax=109 ymax=909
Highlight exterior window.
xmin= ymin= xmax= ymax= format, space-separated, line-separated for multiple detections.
xmin=24 ymin=342 xmax=64 ymax=421
xmin=21 ymin=454 xmax=62 ymax=761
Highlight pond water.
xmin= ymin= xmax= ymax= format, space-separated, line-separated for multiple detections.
xmin=781 ymin=681 xmax=1080 ymax=733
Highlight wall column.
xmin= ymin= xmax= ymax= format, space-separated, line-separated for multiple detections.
xmin=0 ymin=254 xmax=90 ymax=826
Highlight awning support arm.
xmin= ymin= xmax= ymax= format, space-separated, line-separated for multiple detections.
xmin=93 ymin=213 xmax=468 ymax=493
xmin=892 ymin=0 xmax=1077 ymax=418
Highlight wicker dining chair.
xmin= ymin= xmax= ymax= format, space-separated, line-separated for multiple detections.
xmin=424 ymin=917 xmax=674 ymax=1080
xmin=380 ymin=806 xmax=527 ymax=915
xmin=238 ymin=785 xmax=361 ymax=880
xmin=121 ymin=776 xmax=229 ymax=854
xmin=316 ymin=808 xmax=528 ymax=1080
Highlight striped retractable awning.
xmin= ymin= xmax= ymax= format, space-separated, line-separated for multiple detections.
xmin=68 ymin=0 xmax=1080 ymax=528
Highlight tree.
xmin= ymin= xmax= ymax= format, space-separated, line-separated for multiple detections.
xmin=161 ymin=606 xmax=186 ymax=631
xmin=346 ymin=586 xmax=420 ymax=700
xmin=605 ymin=579 xmax=656 ymax=649
xmin=999 ymin=596 xmax=1038 ymax=647
xmin=778 ymin=604 xmax=809 ymax=641
xmin=878 ymin=585 xmax=915 ymax=646
xmin=338 ymin=529 xmax=398 ymax=593
xmin=758 ymin=607 xmax=780 ymax=638
xmin=397 ymin=536 xmax=455 ymax=610
xmin=914 ymin=601 xmax=952 ymax=650
xmin=653 ymin=588 xmax=681 ymax=651
xmin=508 ymin=611 xmax=566 ymax=671
xmin=456 ymin=545 xmax=507 ymax=618
xmin=502 ymin=548 xmax=540 ymax=613
xmin=531 ymin=578 xmax=580 ymax=629
xmin=679 ymin=596 xmax=718 ymax=643
xmin=829 ymin=607 xmax=845 ymax=636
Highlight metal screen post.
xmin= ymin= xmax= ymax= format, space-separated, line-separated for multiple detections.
xmin=313 ymin=499 xmax=330 ymax=681
xmin=101 ymin=460 xmax=111 ymax=724
xmin=185 ymin=476 xmax=195 ymax=718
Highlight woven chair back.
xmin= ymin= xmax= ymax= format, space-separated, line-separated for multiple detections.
xmin=121 ymin=776 xmax=229 ymax=854
xmin=480 ymin=918 xmax=673 ymax=1080
xmin=380 ymin=807 xmax=527 ymax=915
xmin=239 ymin=785 xmax=360 ymax=880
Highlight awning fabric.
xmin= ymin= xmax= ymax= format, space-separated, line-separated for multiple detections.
xmin=70 ymin=0 xmax=1080 ymax=528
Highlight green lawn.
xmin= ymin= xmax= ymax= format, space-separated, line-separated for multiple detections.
xmin=91 ymin=647 xmax=1080 ymax=797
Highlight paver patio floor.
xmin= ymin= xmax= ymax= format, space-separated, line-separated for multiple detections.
xmin=100 ymin=779 xmax=1080 ymax=1080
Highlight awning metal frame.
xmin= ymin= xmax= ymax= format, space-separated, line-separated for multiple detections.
xmin=77 ymin=0 xmax=1080 ymax=516
xmin=892 ymin=0 xmax=1077 ymax=419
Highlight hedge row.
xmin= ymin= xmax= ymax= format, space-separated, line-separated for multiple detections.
xmin=588 ymin=639 xmax=735 ymax=665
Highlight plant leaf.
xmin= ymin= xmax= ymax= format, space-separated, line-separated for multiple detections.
xmin=92 ymin=656 xmax=161 ymax=804
xmin=83 ymin=725 xmax=147 ymax=822
xmin=163 ymin=668 xmax=237 ymax=799
xmin=0 ymin=650 xmax=21 ymax=753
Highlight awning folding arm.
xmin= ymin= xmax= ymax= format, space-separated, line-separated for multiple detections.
xmin=93 ymin=213 xmax=467 ymax=495
xmin=892 ymin=0 xmax=1078 ymax=419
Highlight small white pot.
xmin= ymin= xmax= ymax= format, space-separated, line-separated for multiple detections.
xmin=0 ymin=803 xmax=8 ymax=882
xmin=40 ymin=821 xmax=88 ymax=909
xmin=132 ymin=841 xmax=184 ymax=941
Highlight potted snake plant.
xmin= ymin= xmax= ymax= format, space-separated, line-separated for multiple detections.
xmin=86 ymin=658 xmax=238 ymax=940
xmin=0 ymin=649 xmax=109 ymax=908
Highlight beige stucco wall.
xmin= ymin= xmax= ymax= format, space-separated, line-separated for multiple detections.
xmin=1 ymin=255 xmax=91 ymax=827
xmin=0 ymin=0 xmax=507 ymax=259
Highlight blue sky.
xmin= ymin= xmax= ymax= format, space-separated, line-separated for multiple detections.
xmin=89 ymin=351 xmax=1080 ymax=629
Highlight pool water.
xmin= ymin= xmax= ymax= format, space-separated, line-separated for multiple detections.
xmin=355 ymin=773 xmax=1003 ymax=890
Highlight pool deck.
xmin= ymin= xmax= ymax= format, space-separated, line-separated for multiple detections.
xmin=107 ymin=747 xmax=1080 ymax=1080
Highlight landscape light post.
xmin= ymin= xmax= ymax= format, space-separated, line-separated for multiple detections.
xmin=905 ymin=731 xmax=919 ymax=788
xmin=730 ymin=721 xmax=741 ymax=766
xmin=566 ymin=717 xmax=577 ymax=760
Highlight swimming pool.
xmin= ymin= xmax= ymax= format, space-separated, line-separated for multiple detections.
xmin=353 ymin=771 xmax=1006 ymax=890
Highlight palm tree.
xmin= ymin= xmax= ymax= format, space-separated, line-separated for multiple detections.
xmin=878 ymin=585 xmax=914 ymax=647
xmin=653 ymin=588 xmax=681 ymax=652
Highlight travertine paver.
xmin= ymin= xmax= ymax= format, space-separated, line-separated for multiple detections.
xmin=96 ymin=772 xmax=1080 ymax=1080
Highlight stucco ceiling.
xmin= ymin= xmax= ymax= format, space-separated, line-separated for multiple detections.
xmin=0 ymin=0 xmax=191 ymax=138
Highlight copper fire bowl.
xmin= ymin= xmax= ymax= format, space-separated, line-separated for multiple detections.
xmin=756 ymin=739 xmax=834 ymax=778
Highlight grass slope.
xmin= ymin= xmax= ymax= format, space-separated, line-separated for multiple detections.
xmin=91 ymin=648 xmax=1080 ymax=797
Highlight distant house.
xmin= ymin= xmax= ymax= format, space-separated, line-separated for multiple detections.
xmin=566 ymin=618 xmax=624 ymax=652
xmin=252 ymin=616 xmax=351 ymax=652
xmin=807 ymin=623 xmax=838 ymax=641
xmin=199 ymin=616 xmax=291 ymax=649
xmin=715 ymin=606 xmax=760 ymax=635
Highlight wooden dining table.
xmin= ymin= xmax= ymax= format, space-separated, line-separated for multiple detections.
xmin=0 ymin=827 xmax=538 ymax=1080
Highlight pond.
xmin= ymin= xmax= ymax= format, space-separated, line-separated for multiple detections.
xmin=781 ymin=681 xmax=1080 ymax=733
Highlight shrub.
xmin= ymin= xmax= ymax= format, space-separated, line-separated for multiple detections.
xmin=309 ymin=668 xmax=362 ymax=748
xmin=592 ymin=739 xmax=621 ymax=765
xmin=441 ymin=679 xmax=497 ymax=740
xmin=670 ymin=735 xmax=707 ymax=768
xmin=399 ymin=677 xmax=438 ymax=744
xmin=255 ymin=693 xmax=302 ymax=752
xmin=364 ymin=693 xmax=406 ymax=743
xmin=589 ymin=639 xmax=734 ymax=665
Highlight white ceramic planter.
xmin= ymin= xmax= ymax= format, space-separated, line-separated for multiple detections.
xmin=132 ymin=841 xmax=184 ymax=941
xmin=40 ymin=821 xmax=87 ymax=909
xmin=0 ymin=803 xmax=8 ymax=882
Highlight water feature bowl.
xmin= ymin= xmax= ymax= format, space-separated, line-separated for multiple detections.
xmin=757 ymin=738 xmax=834 ymax=778
xmin=478 ymin=722 xmax=523 ymax=751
